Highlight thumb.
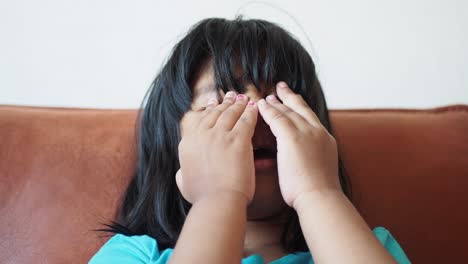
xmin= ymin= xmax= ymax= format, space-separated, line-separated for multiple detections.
xmin=257 ymin=98 xmax=291 ymax=139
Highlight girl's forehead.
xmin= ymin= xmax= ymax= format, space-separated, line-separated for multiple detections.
xmin=192 ymin=59 xmax=246 ymax=98
xmin=191 ymin=61 xmax=272 ymax=102
xmin=192 ymin=66 xmax=217 ymax=100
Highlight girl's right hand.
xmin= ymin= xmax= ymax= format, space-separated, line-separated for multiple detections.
xmin=177 ymin=91 xmax=258 ymax=205
xmin=257 ymin=81 xmax=342 ymax=208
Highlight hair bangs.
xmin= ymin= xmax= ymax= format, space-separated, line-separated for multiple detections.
xmin=186 ymin=17 xmax=312 ymax=100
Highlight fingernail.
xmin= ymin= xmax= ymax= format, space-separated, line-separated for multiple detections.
xmin=225 ymin=91 xmax=236 ymax=98
xmin=277 ymin=82 xmax=288 ymax=89
xmin=236 ymin=94 xmax=246 ymax=100
xmin=248 ymin=101 xmax=255 ymax=106
xmin=266 ymin=94 xmax=277 ymax=101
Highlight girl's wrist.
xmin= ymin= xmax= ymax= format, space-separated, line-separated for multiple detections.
xmin=292 ymin=188 xmax=344 ymax=212
xmin=195 ymin=190 xmax=250 ymax=208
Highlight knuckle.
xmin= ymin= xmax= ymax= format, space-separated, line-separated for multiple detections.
xmin=238 ymin=116 xmax=251 ymax=125
xmin=261 ymin=100 xmax=272 ymax=109
xmin=212 ymin=108 xmax=223 ymax=114
xmin=220 ymin=108 xmax=232 ymax=115
xmin=224 ymin=133 xmax=237 ymax=144
xmin=317 ymin=127 xmax=332 ymax=140
xmin=226 ymin=103 xmax=241 ymax=111
xmin=222 ymin=107 xmax=236 ymax=117
xmin=230 ymin=102 xmax=244 ymax=111
xmin=222 ymin=97 xmax=235 ymax=104
xmin=231 ymin=131 xmax=249 ymax=145
xmin=303 ymin=125 xmax=315 ymax=134
xmin=282 ymin=108 xmax=294 ymax=115
xmin=289 ymin=131 xmax=303 ymax=143
xmin=326 ymin=130 xmax=337 ymax=142
xmin=271 ymin=112 xmax=287 ymax=122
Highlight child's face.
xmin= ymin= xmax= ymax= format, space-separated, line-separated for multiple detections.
xmin=179 ymin=64 xmax=288 ymax=220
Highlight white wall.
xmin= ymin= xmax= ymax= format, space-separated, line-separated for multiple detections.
xmin=1 ymin=0 xmax=467 ymax=109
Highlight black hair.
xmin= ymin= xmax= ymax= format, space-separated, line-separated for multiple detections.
xmin=98 ymin=16 xmax=351 ymax=253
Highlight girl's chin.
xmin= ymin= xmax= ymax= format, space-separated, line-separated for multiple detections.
xmin=246 ymin=194 xmax=287 ymax=221
xmin=246 ymin=203 xmax=288 ymax=221
xmin=249 ymin=158 xmax=284 ymax=220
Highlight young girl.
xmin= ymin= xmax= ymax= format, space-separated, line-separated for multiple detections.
xmin=90 ymin=17 xmax=410 ymax=263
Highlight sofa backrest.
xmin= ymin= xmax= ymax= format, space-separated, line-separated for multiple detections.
xmin=0 ymin=104 xmax=467 ymax=263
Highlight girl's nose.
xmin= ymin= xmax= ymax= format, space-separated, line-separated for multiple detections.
xmin=241 ymin=83 xmax=274 ymax=103
xmin=239 ymin=84 xmax=276 ymax=140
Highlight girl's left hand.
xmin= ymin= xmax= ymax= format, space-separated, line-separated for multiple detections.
xmin=177 ymin=91 xmax=258 ymax=205
xmin=257 ymin=81 xmax=342 ymax=208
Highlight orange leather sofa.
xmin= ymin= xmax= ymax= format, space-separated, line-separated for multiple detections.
xmin=0 ymin=104 xmax=467 ymax=263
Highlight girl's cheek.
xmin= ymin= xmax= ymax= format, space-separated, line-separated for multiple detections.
xmin=179 ymin=114 xmax=190 ymax=138
xmin=179 ymin=110 xmax=200 ymax=138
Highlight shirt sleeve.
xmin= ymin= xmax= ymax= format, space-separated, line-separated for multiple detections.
xmin=373 ymin=226 xmax=411 ymax=264
xmin=88 ymin=234 xmax=161 ymax=264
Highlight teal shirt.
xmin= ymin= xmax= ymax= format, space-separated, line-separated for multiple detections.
xmin=89 ymin=226 xmax=410 ymax=264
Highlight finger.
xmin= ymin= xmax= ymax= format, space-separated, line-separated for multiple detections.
xmin=205 ymin=97 xmax=220 ymax=110
xmin=264 ymin=93 xmax=308 ymax=128
xmin=257 ymin=98 xmax=297 ymax=138
xmin=232 ymin=100 xmax=259 ymax=138
xmin=215 ymin=93 xmax=250 ymax=131
xmin=200 ymin=91 xmax=237 ymax=128
xmin=276 ymin=81 xmax=323 ymax=128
